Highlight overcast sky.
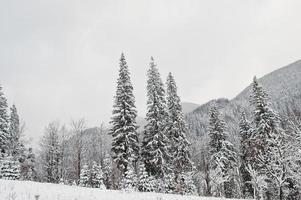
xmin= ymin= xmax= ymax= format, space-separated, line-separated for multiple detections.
xmin=1 ymin=0 xmax=301 ymax=143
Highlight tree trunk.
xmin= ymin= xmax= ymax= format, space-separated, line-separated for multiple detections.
xmin=279 ymin=186 xmax=283 ymax=200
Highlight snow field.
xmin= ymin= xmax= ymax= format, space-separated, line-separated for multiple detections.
xmin=0 ymin=180 xmax=242 ymax=200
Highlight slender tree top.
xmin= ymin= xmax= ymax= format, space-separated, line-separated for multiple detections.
xmin=166 ymin=72 xmax=189 ymax=142
xmin=111 ymin=53 xmax=137 ymax=120
xmin=146 ymin=57 xmax=166 ymax=108
xmin=250 ymin=76 xmax=269 ymax=108
xmin=250 ymin=75 xmax=280 ymax=128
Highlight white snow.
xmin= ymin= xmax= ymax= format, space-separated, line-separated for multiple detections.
xmin=0 ymin=179 xmax=243 ymax=200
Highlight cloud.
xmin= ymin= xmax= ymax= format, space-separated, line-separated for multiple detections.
xmin=0 ymin=0 xmax=300 ymax=143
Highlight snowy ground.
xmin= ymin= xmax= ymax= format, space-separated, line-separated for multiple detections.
xmin=0 ymin=180 xmax=244 ymax=200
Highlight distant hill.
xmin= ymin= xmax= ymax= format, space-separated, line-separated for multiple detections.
xmin=136 ymin=102 xmax=200 ymax=131
xmin=181 ymin=102 xmax=200 ymax=114
xmin=186 ymin=60 xmax=301 ymax=137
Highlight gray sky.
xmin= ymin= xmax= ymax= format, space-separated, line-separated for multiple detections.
xmin=1 ymin=0 xmax=301 ymax=143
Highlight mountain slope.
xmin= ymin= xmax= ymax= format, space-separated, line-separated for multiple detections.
xmin=233 ymin=59 xmax=301 ymax=108
xmin=186 ymin=60 xmax=301 ymax=137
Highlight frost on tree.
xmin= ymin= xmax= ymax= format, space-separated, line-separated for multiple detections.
xmin=109 ymin=53 xmax=139 ymax=175
xmin=262 ymin=127 xmax=294 ymax=200
xmin=141 ymin=57 xmax=170 ymax=178
xmin=284 ymin=120 xmax=301 ymax=199
xmin=207 ymin=106 xmax=238 ymax=198
xmin=0 ymin=85 xmax=10 ymax=158
xmin=166 ymin=73 xmax=193 ymax=177
xmin=164 ymin=170 xmax=176 ymax=194
xmin=0 ymin=155 xmax=20 ymax=180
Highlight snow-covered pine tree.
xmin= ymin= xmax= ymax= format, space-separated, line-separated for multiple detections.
xmin=109 ymin=53 xmax=139 ymax=176
xmin=249 ymin=76 xmax=283 ymax=199
xmin=239 ymin=110 xmax=254 ymax=198
xmin=122 ymin=162 xmax=137 ymax=191
xmin=166 ymin=73 xmax=193 ymax=177
xmin=8 ymin=104 xmax=21 ymax=157
xmin=208 ymin=106 xmax=238 ymax=198
xmin=91 ymin=161 xmax=105 ymax=189
xmin=80 ymin=163 xmax=90 ymax=187
xmin=208 ymin=106 xmax=226 ymax=159
xmin=0 ymin=155 xmax=20 ymax=180
xmin=0 ymin=85 xmax=10 ymax=158
xmin=137 ymin=161 xmax=153 ymax=192
xmin=141 ymin=57 xmax=170 ymax=178
xmin=249 ymin=76 xmax=280 ymax=166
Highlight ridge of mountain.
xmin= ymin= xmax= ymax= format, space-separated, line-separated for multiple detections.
xmin=186 ymin=59 xmax=301 ymax=137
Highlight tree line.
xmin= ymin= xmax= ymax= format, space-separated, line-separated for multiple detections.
xmin=0 ymin=86 xmax=36 ymax=181
xmin=0 ymin=54 xmax=300 ymax=200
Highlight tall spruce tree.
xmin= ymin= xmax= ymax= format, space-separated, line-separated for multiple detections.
xmin=208 ymin=106 xmax=226 ymax=158
xmin=109 ymin=53 xmax=139 ymax=175
xmin=141 ymin=57 xmax=170 ymax=178
xmin=166 ymin=73 xmax=193 ymax=176
xmin=249 ymin=76 xmax=280 ymax=164
xmin=208 ymin=106 xmax=238 ymax=198
xmin=0 ymin=85 xmax=10 ymax=157
xmin=250 ymin=77 xmax=281 ymax=199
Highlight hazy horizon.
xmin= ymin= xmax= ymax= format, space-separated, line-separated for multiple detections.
xmin=1 ymin=0 xmax=301 ymax=143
